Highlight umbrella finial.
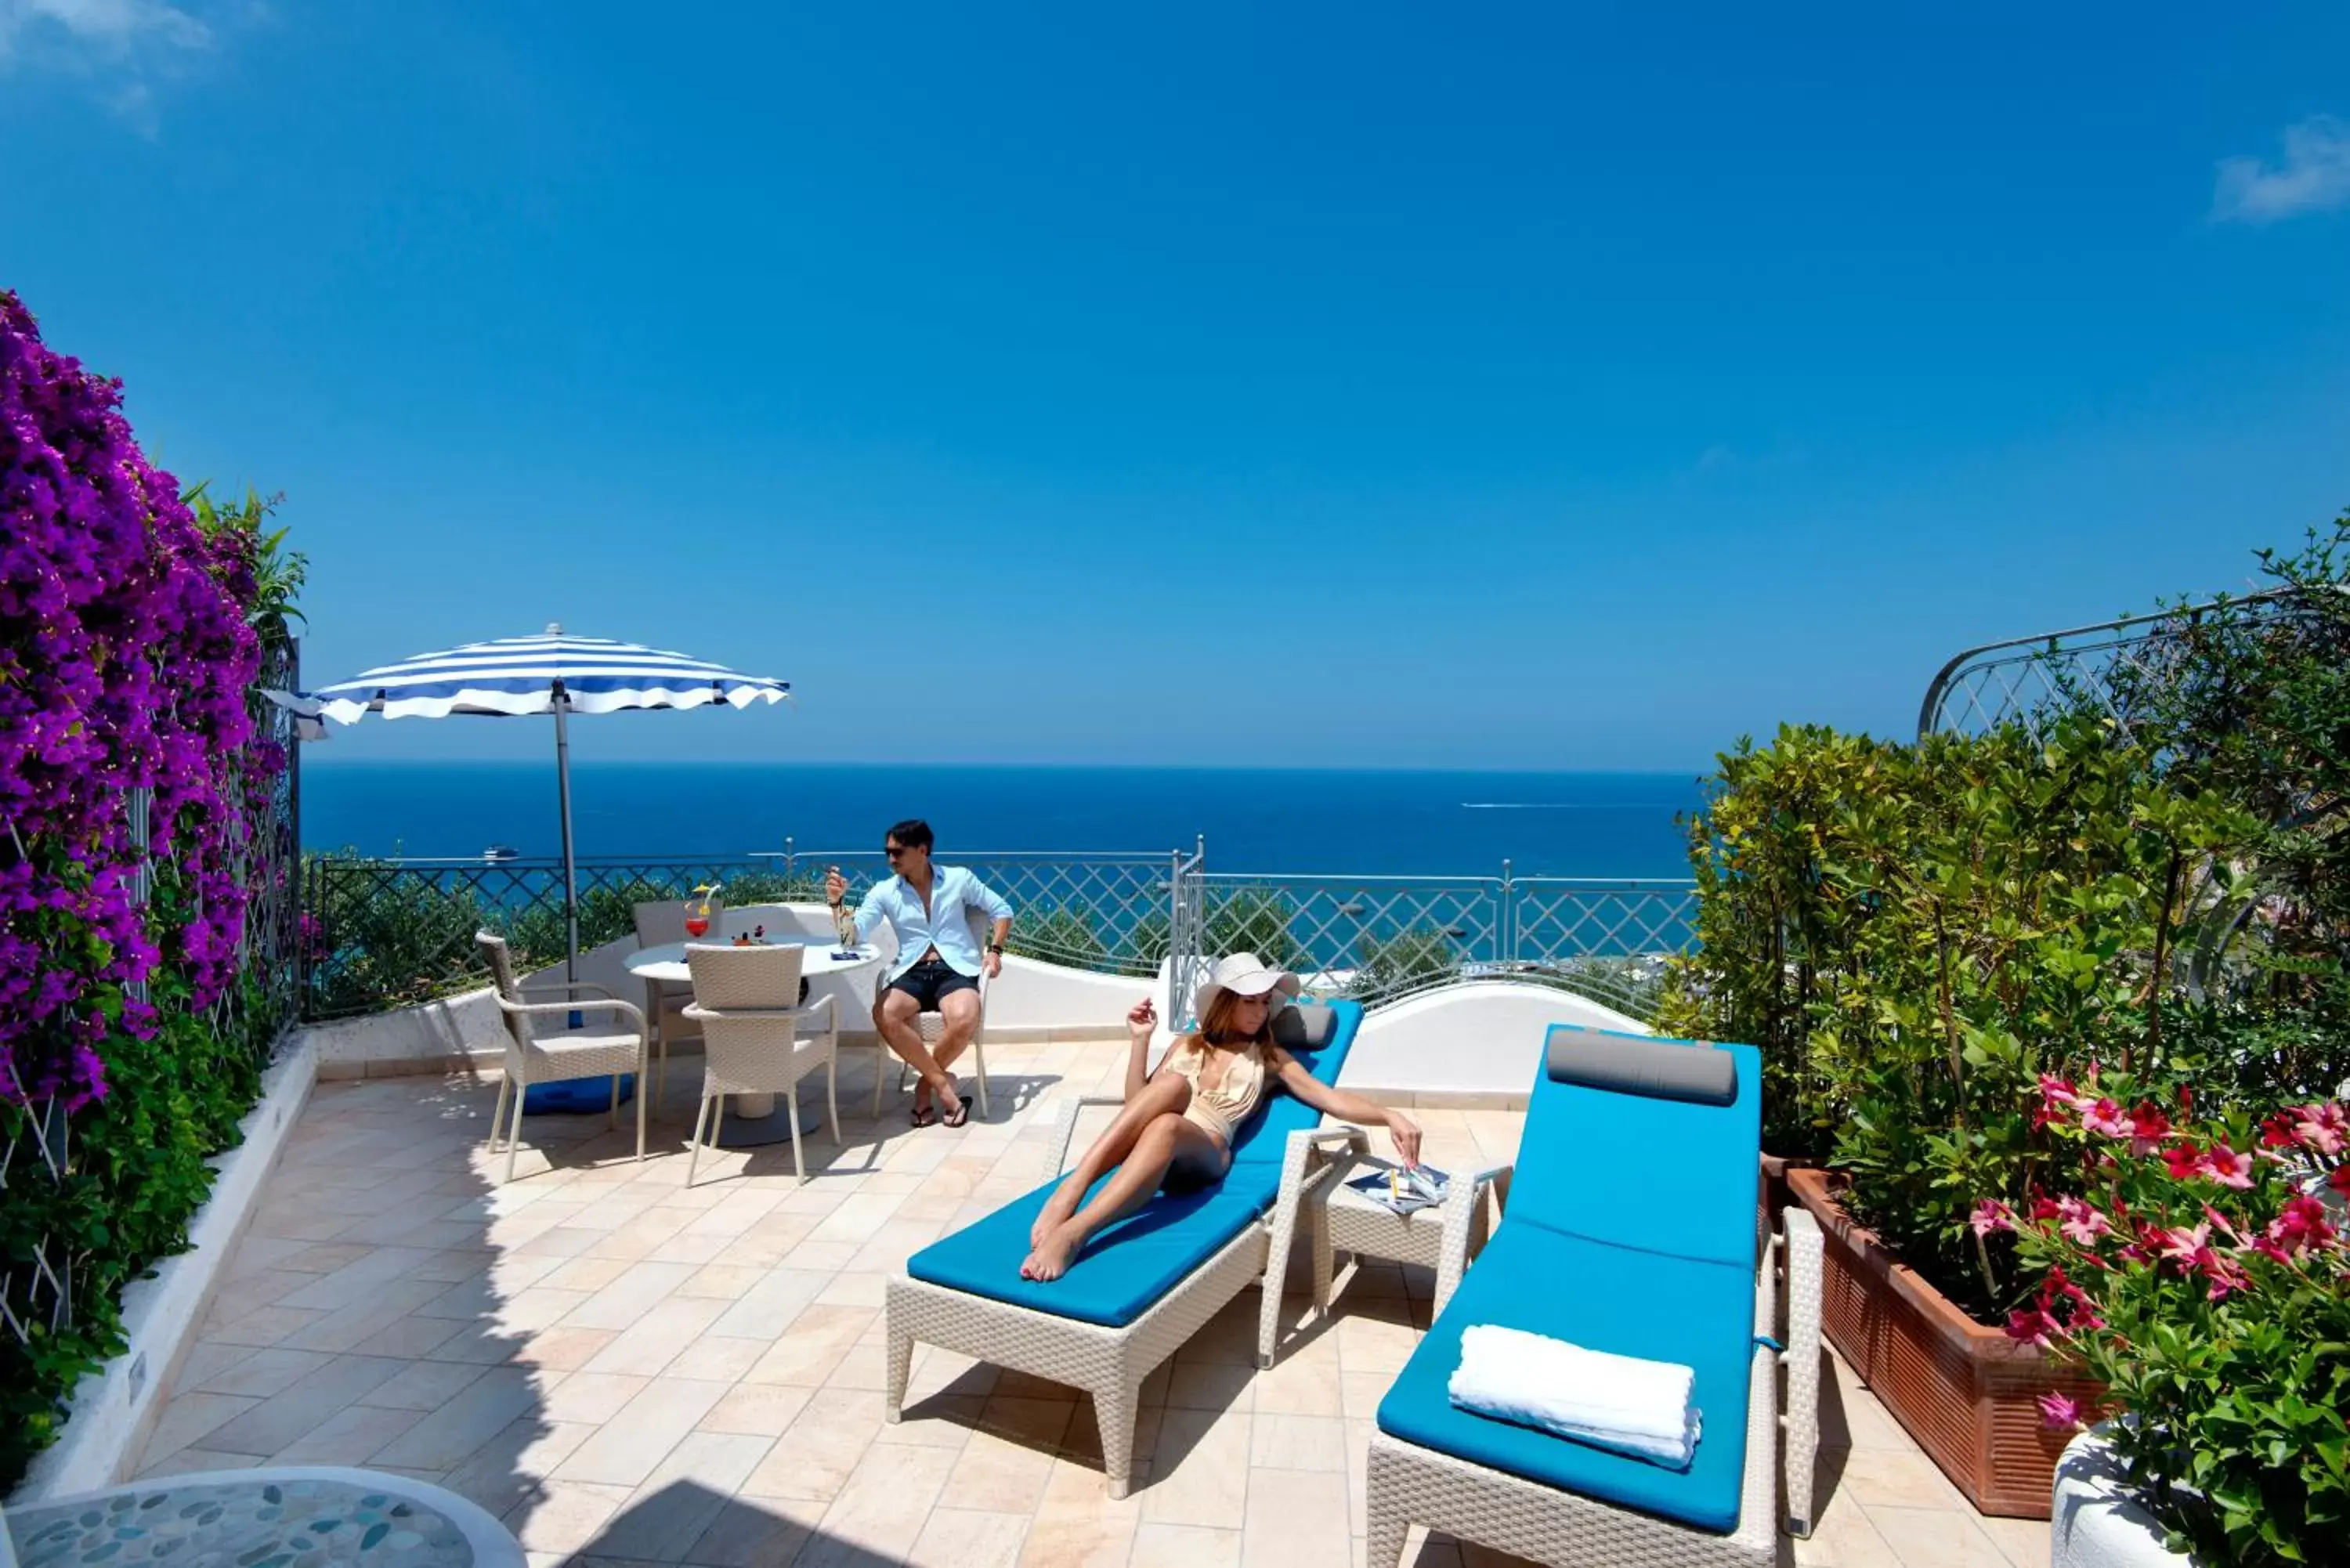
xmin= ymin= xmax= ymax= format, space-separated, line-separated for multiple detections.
xmin=545 ymin=621 xmax=562 ymax=635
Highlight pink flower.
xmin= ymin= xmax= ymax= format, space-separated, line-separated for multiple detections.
xmin=2289 ymin=1102 xmax=2348 ymax=1158
xmin=2005 ymin=1307 xmax=2057 ymax=1348
xmin=2203 ymin=1146 xmax=2255 ymax=1190
xmin=2162 ymin=1142 xmax=2205 ymax=1181
xmin=2126 ymin=1102 xmax=2171 ymax=1158
xmin=2038 ymin=1074 xmax=2083 ymax=1111
xmin=2037 ymin=1393 xmax=2082 ymax=1430
xmin=2081 ymin=1098 xmax=2132 ymax=1137
xmin=2331 ymin=1165 xmax=2350 ymax=1202
xmin=1970 ymin=1199 xmax=2016 ymax=1237
xmin=2056 ymin=1197 xmax=2111 ymax=1245
xmin=2268 ymin=1194 xmax=2337 ymax=1255
xmin=2159 ymin=1222 xmax=2212 ymax=1268
xmin=2204 ymin=1252 xmax=2251 ymax=1300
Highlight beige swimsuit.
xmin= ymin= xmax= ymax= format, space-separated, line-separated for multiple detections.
xmin=1166 ymin=1038 xmax=1267 ymax=1147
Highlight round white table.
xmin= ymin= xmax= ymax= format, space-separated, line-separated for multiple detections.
xmin=624 ymin=939 xmax=883 ymax=1145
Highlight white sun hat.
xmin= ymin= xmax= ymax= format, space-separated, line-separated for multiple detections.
xmin=1192 ymin=952 xmax=1303 ymax=1019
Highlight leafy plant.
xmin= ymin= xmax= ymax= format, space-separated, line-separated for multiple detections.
xmin=1352 ymin=926 xmax=1460 ymax=999
xmin=1007 ymin=904 xmax=1110 ymax=971
xmin=1997 ymin=1075 xmax=2349 ymax=1565
xmin=1204 ymin=885 xmax=1297 ymax=970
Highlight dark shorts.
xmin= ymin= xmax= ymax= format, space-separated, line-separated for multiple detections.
xmin=886 ymin=957 xmax=980 ymax=1012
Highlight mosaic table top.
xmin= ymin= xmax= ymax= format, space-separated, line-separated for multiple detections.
xmin=9 ymin=1471 xmax=516 ymax=1568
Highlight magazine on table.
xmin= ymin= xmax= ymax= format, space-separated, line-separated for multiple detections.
xmin=1345 ymin=1159 xmax=1451 ymax=1216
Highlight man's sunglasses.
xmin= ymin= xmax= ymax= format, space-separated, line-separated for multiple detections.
xmin=884 ymin=844 xmax=910 ymax=858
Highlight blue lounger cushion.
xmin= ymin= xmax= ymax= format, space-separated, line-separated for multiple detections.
xmin=1376 ymin=1025 xmax=1764 ymax=1534
xmin=905 ymin=999 xmax=1364 ymax=1329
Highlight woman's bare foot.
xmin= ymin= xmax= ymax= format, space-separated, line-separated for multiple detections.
xmin=1019 ymin=1221 xmax=1085 ymax=1281
xmin=1031 ymin=1176 xmax=1084 ymax=1249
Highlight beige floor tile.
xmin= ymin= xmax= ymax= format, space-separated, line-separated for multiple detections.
xmin=373 ymin=1364 xmax=542 ymax=1471
xmin=1131 ymin=1522 xmax=1243 ymax=1568
xmin=1242 ymin=1468 xmax=1352 ymax=1568
xmin=797 ymin=1442 xmax=960 ymax=1568
xmin=578 ymin=1294 xmax=729 ymax=1378
xmin=1972 ymin=1514 xmax=2053 ymax=1568
xmin=1253 ymin=1354 xmax=1344 ymax=1417
xmin=698 ymin=1383 xmax=814 ymax=1438
xmin=939 ymin=1423 xmax=1064 ymax=1516
xmin=674 ymin=1263 xmax=768 ymax=1299
xmin=707 ymin=1266 xmax=833 ymax=1339
xmin=559 ymin=1261 xmax=700 ymax=1331
xmin=1835 ymin=1445 xmax=1974 ymax=1513
xmin=134 ymin=1447 xmax=267 ymax=1481
xmin=741 ymin=1386 xmax=884 ymax=1501
xmin=503 ymin=1478 xmax=636 ymax=1553
xmin=341 ymin=1355 xmax=477 ymax=1408
xmin=590 ymin=1430 xmax=777 ymax=1560
xmin=1864 ymin=1505 xmax=2016 ymax=1568
xmin=197 ymin=1304 xmax=327 ymax=1349
xmin=277 ymin=1278 xmax=453 ymax=1355
xmin=436 ymin=1418 xmax=601 ymax=1516
xmin=814 ymin=1270 xmax=889 ymax=1308
xmin=553 ymin=1377 xmax=731 ymax=1487
xmin=1164 ymin=1359 xmax=1255 ymax=1414
xmin=274 ymin=1245 xmax=441 ymax=1313
xmin=200 ymin=1353 xmax=414 ymax=1455
xmin=1792 ymin=1499 xmax=1900 ymax=1566
xmin=805 ymin=1191 xmax=908 ymax=1245
xmin=541 ymin=1370 xmax=653 ymax=1425
xmin=540 ymin=1255 xmax=635 ymax=1294
xmin=268 ymin=1401 xmax=429 ymax=1466
xmin=142 ymin=1393 xmax=261 ymax=1464
xmin=518 ymin=1326 xmax=620 ymax=1373
xmin=1250 ymin=1413 xmax=1349 ymax=1473
xmin=740 ymin=1303 xmax=876 ymax=1385
xmin=663 ymin=1334 xmax=768 ymax=1382
xmin=680 ymin=1492 xmax=828 ymax=1568
xmin=879 ymin=1394 xmax=989 ymax=1451
xmin=1142 ymin=1407 xmax=1252 ymax=1529
xmin=909 ymin=1507 xmax=1032 ymax=1568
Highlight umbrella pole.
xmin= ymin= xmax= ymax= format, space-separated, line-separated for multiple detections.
xmin=553 ymin=684 xmax=581 ymax=1000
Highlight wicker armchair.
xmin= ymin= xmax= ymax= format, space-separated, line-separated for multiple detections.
xmin=682 ymin=942 xmax=840 ymax=1185
xmin=634 ymin=896 xmax=720 ymax=1108
xmin=477 ymin=930 xmax=650 ymax=1184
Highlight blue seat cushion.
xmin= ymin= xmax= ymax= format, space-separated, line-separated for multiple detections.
xmin=1506 ymin=1028 xmax=1762 ymax=1269
xmin=906 ymin=1000 xmax=1362 ymax=1328
xmin=1376 ymin=1223 xmax=1757 ymax=1534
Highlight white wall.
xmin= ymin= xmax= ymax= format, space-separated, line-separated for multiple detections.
xmin=1336 ymin=980 xmax=1651 ymax=1098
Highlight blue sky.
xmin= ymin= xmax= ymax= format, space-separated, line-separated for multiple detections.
xmin=5 ymin=2 xmax=2347 ymax=770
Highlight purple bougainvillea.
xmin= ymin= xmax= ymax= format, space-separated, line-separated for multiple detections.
xmin=1 ymin=289 xmax=275 ymax=1109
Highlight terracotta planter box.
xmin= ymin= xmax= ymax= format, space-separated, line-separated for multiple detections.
xmin=1787 ymin=1167 xmax=2102 ymax=1519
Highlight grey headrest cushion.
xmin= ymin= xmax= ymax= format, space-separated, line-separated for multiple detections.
xmin=1545 ymin=1029 xmax=1737 ymax=1106
xmin=1271 ymin=1002 xmax=1338 ymax=1050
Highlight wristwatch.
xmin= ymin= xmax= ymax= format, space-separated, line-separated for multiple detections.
xmin=986 ymin=943 xmax=1005 ymax=955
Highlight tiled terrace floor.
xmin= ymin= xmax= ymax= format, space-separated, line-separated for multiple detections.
xmin=132 ymin=1036 xmax=2051 ymax=1568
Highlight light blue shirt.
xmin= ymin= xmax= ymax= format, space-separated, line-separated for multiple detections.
xmin=849 ymin=865 xmax=1014 ymax=981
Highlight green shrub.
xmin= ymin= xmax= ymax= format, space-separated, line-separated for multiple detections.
xmin=1007 ymin=904 xmax=1111 ymax=971
xmin=1204 ymin=885 xmax=1297 ymax=970
xmin=1352 ymin=926 xmax=1461 ymax=998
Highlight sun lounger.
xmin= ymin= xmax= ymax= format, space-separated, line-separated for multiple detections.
xmin=1365 ymin=1024 xmax=1822 ymax=1566
xmin=884 ymin=999 xmax=1367 ymax=1498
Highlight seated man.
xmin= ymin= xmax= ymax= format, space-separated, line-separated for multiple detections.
xmin=825 ymin=819 xmax=1013 ymax=1128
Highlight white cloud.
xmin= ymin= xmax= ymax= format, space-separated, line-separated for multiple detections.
xmin=0 ymin=0 xmax=211 ymax=56
xmin=2213 ymin=115 xmax=2350 ymax=224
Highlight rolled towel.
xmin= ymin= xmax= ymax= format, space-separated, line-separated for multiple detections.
xmin=1448 ymin=1324 xmax=1702 ymax=1470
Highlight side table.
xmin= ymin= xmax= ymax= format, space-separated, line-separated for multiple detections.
xmin=1259 ymin=1134 xmax=1512 ymax=1367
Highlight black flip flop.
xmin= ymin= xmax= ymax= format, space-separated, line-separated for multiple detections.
xmin=909 ymin=1102 xmax=938 ymax=1128
xmin=942 ymin=1093 xmax=974 ymax=1129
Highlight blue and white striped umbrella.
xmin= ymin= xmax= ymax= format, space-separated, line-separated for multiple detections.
xmin=274 ymin=623 xmax=790 ymax=990
xmin=295 ymin=628 xmax=790 ymax=724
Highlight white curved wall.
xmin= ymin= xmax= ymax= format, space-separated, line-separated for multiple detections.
xmin=1338 ymin=980 xmax=1651 ymax=1098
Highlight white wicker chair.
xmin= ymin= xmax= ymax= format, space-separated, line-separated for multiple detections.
xmin=478 ymin=930 xmax=650 ymax=1185
xmin=682 ymin=942 xmax=840 ymax=1185
xmin=633 ymin=896 xmax=718 ymax=1107
xmin=870 ymin=907 xmax=994 ymax=1118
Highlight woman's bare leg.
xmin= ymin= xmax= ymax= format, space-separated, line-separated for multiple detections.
xmin=1022 ymin=1113 xmax=1228 ymax=1281
xmin=1031 ymin=1073 xmax=1191 ymax=1248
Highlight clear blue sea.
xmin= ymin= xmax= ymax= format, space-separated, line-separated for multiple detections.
xmin=301 ymin=763 xmax=1703 ymax=880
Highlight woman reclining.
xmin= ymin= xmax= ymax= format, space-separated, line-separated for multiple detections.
xmin=1021 ymin=952 xmax=1423 ymax=1281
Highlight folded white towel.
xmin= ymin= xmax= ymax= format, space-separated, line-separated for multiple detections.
xmin=1448 ymin=1324 xmax=1702 ymax=1469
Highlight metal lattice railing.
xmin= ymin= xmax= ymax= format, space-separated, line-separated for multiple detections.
xmin=3 ymin=640 xmax=303 ymax=1361
xmin=1917 ymin=586 xmax=2311 ymax=739
xmin=302 ymin=844 xmax=1195 ymax=1020
xmin=302 ymin=840 xmax=1693 ymax=1028
xmin=1194 ymin=865 xmax=1693 ymax=1022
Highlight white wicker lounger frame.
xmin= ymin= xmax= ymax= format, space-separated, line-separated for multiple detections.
xmin=885 ymin=1098 xmax=1362 ymax=1498
xmin=1362 ymin=1205 xmax=1822 ymax=1566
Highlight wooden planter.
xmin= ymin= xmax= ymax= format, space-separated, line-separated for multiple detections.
xmin=1788 ymin=1167 xmax=2102 ymax=1519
